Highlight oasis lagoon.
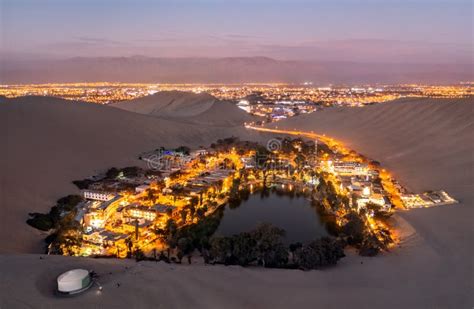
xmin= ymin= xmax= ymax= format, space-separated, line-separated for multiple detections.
xmin=214 ymin=191 xmax=329 ymax=244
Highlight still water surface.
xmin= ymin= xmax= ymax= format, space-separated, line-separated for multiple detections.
xmin=214 ymin=193 xmax=328 ymax=244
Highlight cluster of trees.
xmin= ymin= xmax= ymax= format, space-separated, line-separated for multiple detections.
xmin=46 ymin=212 xmax=83 ymax=255
xmin=25 ymin=194 xmax=84 ymax=255
xmin=277 ymin=137 xmax=336 ymax=161
xmin=227 ymin=176 xmax=251 ymax=209
xmin=208 ymin=223 xmax=345 ymax=270
xmin=178 ymin=200 xmax=207 ymax=224
xmin=316 ymin=176 xmax=350 ymax=212
xmin=105 ymin=166 xmax=142 ymax=179
xmin=312 ymin=178 xmax=392 ymax=257
xmin=154 ymin=214 xmax=345 ymax=269
xmin=26 ymin=194 xmax=83 ymax=231
xmin=280 ymin=137 xmax=316 ymax=157
xmin=209 ymin=223 xmax=288 ymax=268
xmin=210 ymin=137 xmax=262 ymax=153
xmin=291 ymin=237 xmax=345 ymax=269
xmin=155 ymin=209 xmax=225 ymax=264
xmin=341 ymin=211 xmax=391 ymax=256
xmin=174 ymin=146 xmax=191 ymax=155
xmin=72 ymin=178 xmax=94 ymax=190
xmin=72 ymin=166 xmax=144 ymax=190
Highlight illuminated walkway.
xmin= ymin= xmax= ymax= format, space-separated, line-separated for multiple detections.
xmin=246 ymin=124 xmax=405 ymax=209
xmin=245 ymin=125 xmax=350 ymax=155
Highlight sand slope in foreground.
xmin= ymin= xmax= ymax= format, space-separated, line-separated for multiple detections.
xmin=272 ymin=97 xmax=474 ymax=307
xmin=0 ymin=97 xmax=472 ymax=308
xmin=0 ymin=96 xmax=254 ymax=253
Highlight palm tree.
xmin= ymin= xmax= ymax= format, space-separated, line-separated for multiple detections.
xmin=179 ymin=209 xmax=188 ymax=223
xmin=146 ymin=189 xmax=156 ymax=203
xmin=125 ymin=237 xmax=133 ymax=258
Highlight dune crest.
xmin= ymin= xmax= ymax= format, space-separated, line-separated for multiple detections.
xmin=112 ymin=91 xmax=255 ymax=126
xmin=0 ymin=95 xmax=255 ymax=253
xmin=1 ymin=96 xmax=472 ymax=308
xmin=269 ymin=97 xmax=473 ymax=307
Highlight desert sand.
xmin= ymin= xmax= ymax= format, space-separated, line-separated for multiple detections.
xmin=0 ymin=96 xmax=472 ymax=308
xmin=0 ymin=96 xmax=256 ymax=253
xmin=112 ymin=91 xmax=256 ymax=126
xmin=271 ymin=97 xmax=473 ymax=307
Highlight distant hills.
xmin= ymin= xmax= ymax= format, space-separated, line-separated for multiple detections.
xmin=1 ymin=56 xmax=472 ymax=84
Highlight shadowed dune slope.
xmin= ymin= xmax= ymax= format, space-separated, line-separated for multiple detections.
xmin=272 ymin=98 xmax=473 ymax=194
xmin=0 ymin=96 xmax=255 ymax=253
xmin=112 ymin=91 xmax=256 ymax=126
xmin=1 ymin=97 xmax=472 ymax=308
xmin=270 ymin=97 xmax=473 ymax=307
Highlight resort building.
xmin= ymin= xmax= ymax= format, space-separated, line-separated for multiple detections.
xmin=83 ymin=228 xmax=129 ymax=247
xmin=135 ymin=184 xmax=150 ymax=193
xmin=125 ymin=203 xmax=173 ymax=222
xmin=190 ymin=149 xmax=208 ymax=158
xmin=332 ymin=161 xmax=369 ymax=176
xmin=126 ymin=204 xmax=158 ymax=221
xmin=83 ymin=190 xmax=116 ymax=201
xmin=83 ymin=196 xmax=123 ymax=228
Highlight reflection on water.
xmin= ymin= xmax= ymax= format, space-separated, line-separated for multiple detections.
xmin=214 ymin=192 xmax=328 ymax=244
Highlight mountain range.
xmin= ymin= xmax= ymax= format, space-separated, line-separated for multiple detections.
xmin=2 ymin=56 xmax=472 ymax=84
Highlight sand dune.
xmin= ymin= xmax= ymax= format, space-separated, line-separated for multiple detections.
xmin=0 ymin=97 xmax=472 ymax=308
xmin=271 ymin=97 xmax=474 ymax=307
xmin=0 ymin=96 xmax=255 ymax=253
xmin=273 ymin=98 xmax=473 ymax=196
xmin=112 ymin=91 xmax=255 ymax=126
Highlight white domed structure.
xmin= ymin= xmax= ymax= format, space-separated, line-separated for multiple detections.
xmin=57 ymin=269 xmax=92 ymax=295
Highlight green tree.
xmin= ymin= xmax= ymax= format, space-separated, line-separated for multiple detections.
xmin=210 ymin=236 xmax=233 ymax=264
xmin=289 ymin=242 xmax=303 ymax=264
xmin=251 ymin=223 xmax=288 ymax=268
xmin=177 ymin=237 xmax=194 ymax=263
xmin=26 ymin=213 xmax=54 ymax=231
xmin=295 ymin=237 xmax=345 ymax=270
xmin=146 ymin=189 xmax=156 ymax=203
xmin=106 ymin=167 xmax=120 ymax=179
xmin=164 ymin=218 xmax=178 ymax=258
xmin=231 ymin=232 xmax=257 ymax=266
xmin=359 ymin=234 xmax=381 ymax=257
xmin=342 ymin=212 xmax=366 ymax=245
xmin=56 ymin=195 xmax=83 ymax=211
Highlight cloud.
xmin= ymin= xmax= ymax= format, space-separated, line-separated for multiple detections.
xmin=36 ymin=36 xmax=472 ymax=63
xmin=74 ymin=37 xmax=125 ymax=45
xmin=42 ymin=37 xmax=130 ymax=57
xmin=135 ymin=38 xmax=182 ymax=43
xmin=253 ymin=39 xmax=473 ymax=63
xmin=224 ymin=34 xmax=263 ymax=39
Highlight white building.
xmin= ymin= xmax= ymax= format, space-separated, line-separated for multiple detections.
xmin=190 ymin=149 xmax=208 ymax=158
xmin=356 ymin=194 xmax=391 ymax=212
xmin=57 ymin=269 xmax=92 ymax=295
xmin=333 ymin=161 xmax=368 ymax=176
xmin=135 ymin=184 xmax=150 ymax=194
xmin=83 ymin=190 xmax=115 ymax=201
xmin=237 ymin=100 xmax=251 ymax=113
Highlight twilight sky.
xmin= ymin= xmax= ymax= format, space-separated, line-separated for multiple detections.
xmin=1 ymin=0 xmax=472 ymax=63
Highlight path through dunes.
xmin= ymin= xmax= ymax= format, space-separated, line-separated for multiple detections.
xmin=272 ymin=98 xmax=473 ymax=194
xmin=270 ymin=97 xmax=473 ymax=307
xmin=1 ymin=97 xmax=472 ymax=308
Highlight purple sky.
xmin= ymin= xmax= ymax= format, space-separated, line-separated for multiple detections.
xmin=1 ymin=0 xmax=472 ymax=63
